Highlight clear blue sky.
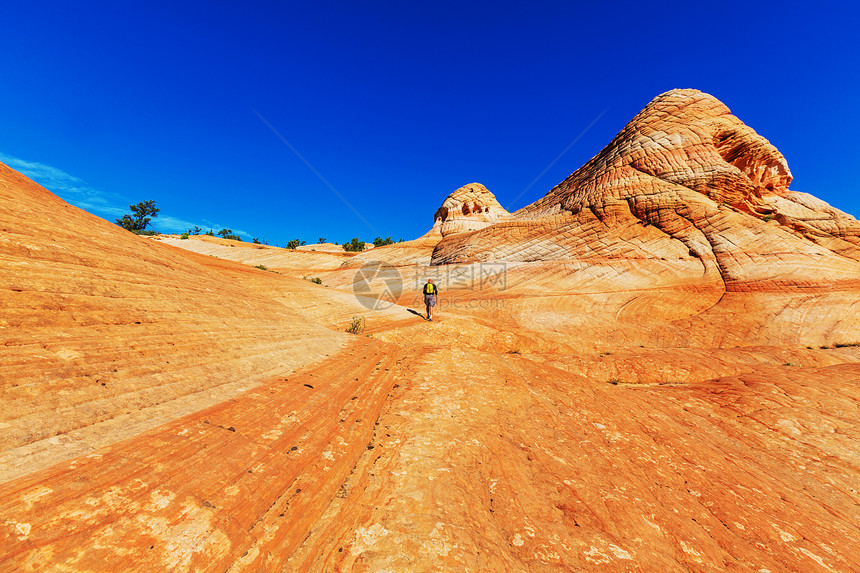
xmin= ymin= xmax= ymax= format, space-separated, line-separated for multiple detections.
xmin=1 ymin=1 xmax=858 ymax=245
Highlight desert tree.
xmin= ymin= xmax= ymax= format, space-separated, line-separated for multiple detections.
xmin=116 ymin=200 xmax=159 ymax=232
xmin=342 ymin=238 xmax=366 ymax=252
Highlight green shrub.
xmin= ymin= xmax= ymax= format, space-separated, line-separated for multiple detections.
xmin=217 ymin=229 xmax=243 ymax=241
xmin=254 ymin=264 xmax=268 ymax=271
xmin=346 ymin=316 xmax=366 ymax=334
xmin=116 ymin=200 xmax=159 ymax=232
xmin=180 ymin=233 xmax=189 ymax=240
xmin=308 ymin=277 xmax=322 ymax=285
xmin=342 ymin=238 xmax=366 ymax=252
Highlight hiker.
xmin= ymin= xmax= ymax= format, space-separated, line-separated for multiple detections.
xmin=423 ymin=278 xmax=438 ymax=321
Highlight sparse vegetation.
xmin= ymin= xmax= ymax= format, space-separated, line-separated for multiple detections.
xmin=116 ymin=200 xmax=159 ymax=232
xmin=180 ymin=233 xmax=189 ymax=240
xmin=287 ymin=239 xmax=307 ymax=249
xmin=346 ymin=316 xmax=366 ymax=334
xmin=607 ymin=378 xmax=623 ymax=385
xmin=834 ymin=342 xmax=860 ymax=348
xmin=308 ymin=277 xmax=323 ymax=285
xmin=343 ymin=238 xmax=366 ymax=252
xmin=217 ymin=229 xmax=242 ymax=241
xmin=507 ymin=348 xmax=521 ymax=354
xmin=318 ymin=237 xmax=326 ymax=244
xmin=373 ymin=236 xmax=395 ymax=247
xmin=205 ymin=229 xmax=215 ymax=236
xmin=254 ymin=264 xmax=268 ymax=271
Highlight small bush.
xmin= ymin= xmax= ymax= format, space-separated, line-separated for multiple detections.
xmin=254 ymin=264 xmax=268 ymax=271
xmin=217 ymin=229 xmax=243 ymax=241
xmin=180 ymin=233 xmax=189 ymax=240
xmin=308 ymin=277 xmax=322 ymax=285
xmin=607 ymin=378 xmax=622 ymax=385
xmin=834 ymin=342 xmax=860 ymax=348
xmin=342 ymin=238 xmax=366 ymax=252
xmin=346 ymin=316 xmax=366 ymax=335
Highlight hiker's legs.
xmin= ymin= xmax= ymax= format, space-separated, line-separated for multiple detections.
xmin=426 ymin=303 xmax=432 ymax=319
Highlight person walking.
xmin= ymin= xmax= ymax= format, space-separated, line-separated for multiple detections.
xmin=423 ymin=279 xmax=438 ymax=322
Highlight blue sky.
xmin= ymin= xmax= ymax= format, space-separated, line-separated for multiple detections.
xmin=1 ymin=1 xmax=858 ymax=245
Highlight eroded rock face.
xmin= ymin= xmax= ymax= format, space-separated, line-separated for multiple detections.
xmin=0 ymin=162 xmax=347 ymax=481
xmin=430 ymin=90 xmax=860 ymax=297
xmin=2 ymin=89 xmax=859 ymax=573
xmin=432 ymin=182 xmax=511 ymax=237
xmin=523 ymin=88 xmax=793 ymax=217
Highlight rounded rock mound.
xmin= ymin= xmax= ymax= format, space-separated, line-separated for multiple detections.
xmin=432 ymin=183 xmax=511 ymax=237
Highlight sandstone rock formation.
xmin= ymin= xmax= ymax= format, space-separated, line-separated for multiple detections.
xmin=2 ymin=88 xmax=859 ymax=572
xmin=0 ymin=163 xmax=347 ymax=481
xmin=432 ymin=182 xmax=512 ymax=237
xmin=431 ymin=90 xmax=860 ymax=296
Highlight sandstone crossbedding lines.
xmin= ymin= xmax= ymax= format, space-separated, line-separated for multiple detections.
xmin=1 ymin=87 xmax=859 ymax=571
xmin=0 ymin=162 xmax=347 ymax=480
xmin=0 ymin=339 xmax=402 ymax=571
xmin=280 ymin=346 xmax=859 ymax=571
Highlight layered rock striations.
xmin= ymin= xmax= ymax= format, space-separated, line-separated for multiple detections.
xmin=2 ymin=89 xmax=859 ymax=572
xmin=432 ymin=182 xmax=512 ymax=237
xmin=430 ymin=89 xmax=860 ymax=295
xmin=0 ymin=163 xmax=347 ymax=481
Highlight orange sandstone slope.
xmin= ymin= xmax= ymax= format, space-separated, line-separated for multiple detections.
xmin=384 ymin=89 xmax=860 ymax=349
xmin=1 ymin=89 xmax=859 ymax=573
xmin=0 ymin=162 xmax=348 ymax=481
xmin=435 ymin=89 xmax=860 ymax=281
